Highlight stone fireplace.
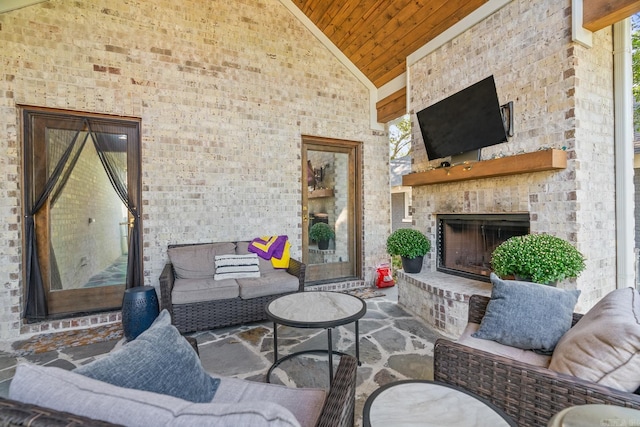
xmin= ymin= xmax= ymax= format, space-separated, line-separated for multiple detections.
xmin=396 ymin=1 xmax=617 ymax=338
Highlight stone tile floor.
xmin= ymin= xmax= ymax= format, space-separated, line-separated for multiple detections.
xmin=0 ymin=285 xmax=446 ymax=427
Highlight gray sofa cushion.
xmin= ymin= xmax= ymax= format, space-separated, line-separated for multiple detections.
xmin=458 ymin=322 xmax=551 ymax=367
xmin=215 ymin=377 xmax=326 ymax=427
xmin=236 ymin=241 xmax=276 ymax=273
xmin=172 ymin=277 xmax=240 ymax=304
xmin=10 ymin=363 xmax=301 ymax=427
xmin=472 ymin=273 xmax=580 ymax=352
xmin=74 ymin=310 xmax=219 ymax=403
xmin=237 ymin=270 xmax=300 ymax=299
xmin=168 ymin=242 xmax=236 ymax=279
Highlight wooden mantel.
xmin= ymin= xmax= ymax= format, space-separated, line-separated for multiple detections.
xmin=402 ymin=149 xmax=567 ymax=186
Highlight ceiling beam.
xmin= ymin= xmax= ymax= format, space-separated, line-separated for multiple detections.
xmin=583 ymin=0 xmax=640 ymax=31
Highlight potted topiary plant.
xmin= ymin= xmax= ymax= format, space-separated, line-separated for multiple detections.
xmin=491 ymin=233 xmax=586 ymax=285
xmin=386 ymin=228 xmax=431 ymax=273
xmin=309 ymin=222 xmax=335 ymax=250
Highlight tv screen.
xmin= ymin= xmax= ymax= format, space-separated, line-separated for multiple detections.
xmin=416 ymin=75 xmax=508 ymax=161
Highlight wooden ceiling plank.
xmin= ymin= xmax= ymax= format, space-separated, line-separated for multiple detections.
xmin=341 ymin=0 xmax=417 ymax=58
xmin=363 ymin=0 xmax=485 ymax=85
xmin=583 ymin=0 xmax=640 ymax=31
xmin=305 ymin=0 xmax=335 ymax=28
xmin=321 ymin=1 xmax=361 ymax=39
xmin=333 ymin=0 xmax=390 ymax=50
xmin=350 ymin=0 xmax=469 ymax=64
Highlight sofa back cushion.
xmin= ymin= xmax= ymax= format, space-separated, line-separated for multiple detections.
xmin=236 ymin=241 xmax=276 ymax=273
xmin=10 ymin=363 xmax=301 ymax=427
xmin=549 ymin=287 xmax=640 ymax=392
xmin=168 ymin=242 xmax=236 ymax=279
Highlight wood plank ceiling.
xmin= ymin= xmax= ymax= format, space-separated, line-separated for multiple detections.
xmin=290 ymin=0 xmax=486 ymax=89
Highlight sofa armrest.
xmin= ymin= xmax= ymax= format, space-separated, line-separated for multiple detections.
xmin=286 ymin=258 xmax=306 ymax=292
xmin=434 ymin=338 xmax=640 ymax=427
xmin=0 ymin=396 xmax=119 ymax=426
xmin=317 ymin=355 xmax=357 ymax=427
xmin=158 ymin=263 xmax=175 ymax=317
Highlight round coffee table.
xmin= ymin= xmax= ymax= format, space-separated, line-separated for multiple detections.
xmin=363 ymin=380 xmax=517 ymax=427
xmin=265 ymin=291 xmax=366 ymax=385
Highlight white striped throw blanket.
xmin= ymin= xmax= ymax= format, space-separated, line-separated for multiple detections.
xmin=214 ymin=254 xmax=261 ymax=280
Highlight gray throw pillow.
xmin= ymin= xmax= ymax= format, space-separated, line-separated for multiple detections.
xmin=472 ymin=273 xmax=580 ymax=352
xmin=74 ymin=309 xmax=219 ymax=403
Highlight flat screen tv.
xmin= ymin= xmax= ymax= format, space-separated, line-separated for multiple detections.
xmin=416 ymin=75 xmax=508 ymax=162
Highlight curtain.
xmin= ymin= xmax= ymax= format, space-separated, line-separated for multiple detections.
xmin=24 ymin=118 xmax=89 ymax=320
xmin=88 ymin=121 xmax=142 ymax=289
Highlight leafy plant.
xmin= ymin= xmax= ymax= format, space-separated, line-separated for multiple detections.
xmin=491 ymin=233 xmax=586 ymax=284
xmin=309 ymin=222 xmax=335 ymax=241
xmin=386 ymin=228 xmax=431 ymax=259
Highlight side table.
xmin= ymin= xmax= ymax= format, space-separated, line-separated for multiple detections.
xmin=363 ymin=380 xmax=516 ymax=427
xmin=121 ymin=286 xmax=159 ymax=341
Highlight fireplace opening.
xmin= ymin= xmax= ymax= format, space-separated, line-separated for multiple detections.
xmin=437 ymin=214 xmax=530 ymax=282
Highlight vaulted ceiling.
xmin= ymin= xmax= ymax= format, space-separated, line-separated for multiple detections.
xmin=4 ymin=0 xmax=640 ymax=124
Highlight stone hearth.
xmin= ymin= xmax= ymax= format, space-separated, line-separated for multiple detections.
xmin=397 ymin=270 xmax=492 ymax=338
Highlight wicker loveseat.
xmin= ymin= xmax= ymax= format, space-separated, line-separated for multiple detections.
xmin=159 ymin=241 xmax=306 ymax=333
xmin=434 ymin=294 xmax=640 ymax=427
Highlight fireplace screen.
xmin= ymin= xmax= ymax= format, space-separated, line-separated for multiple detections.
xmin=437 ymin=214 xmax=529 ymax=281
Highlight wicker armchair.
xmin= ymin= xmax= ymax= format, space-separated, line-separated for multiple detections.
xmin=434 ymin=294 xmax=640 ymax=427
xmin=159 ymin=242 xmax=306 ymax=333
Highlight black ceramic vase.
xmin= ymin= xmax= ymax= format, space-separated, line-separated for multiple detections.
xmin=401 ymin=255 xmax=423 ymax=274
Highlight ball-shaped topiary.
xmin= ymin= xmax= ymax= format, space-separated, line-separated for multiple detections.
xmin=491 ymin=233 xmax=585 ymax=284
xmin=386 ymin=228 xmax=431 ymax=259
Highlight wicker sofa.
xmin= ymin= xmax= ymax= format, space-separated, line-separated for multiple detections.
xmin=159 ymin=241 xmax=306 ymax=333
xmin=434 ymin=294 xmax=640 ymax=427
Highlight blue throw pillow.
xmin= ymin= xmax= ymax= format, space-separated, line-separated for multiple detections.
xmin=472 ymin=273 xmax=580 ymax=353
xmin=74 ymin=309 xmax=219 ymax=403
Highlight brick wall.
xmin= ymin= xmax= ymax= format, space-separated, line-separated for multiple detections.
xmin=408 ymin=0 xmax=615 ymax=313
xmin=0 ymin=0 xmax=390 ymax=339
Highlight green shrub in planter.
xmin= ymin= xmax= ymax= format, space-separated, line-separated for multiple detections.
xmin=491 ymin=233 xmax=585 ymax=285
xmin=309 ymin=222 xmax=335 ymax=241
xmin=386 ymin=228 xmax=431 ymax=259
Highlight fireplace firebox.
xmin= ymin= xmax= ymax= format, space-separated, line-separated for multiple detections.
xmin=437 ymin=214 xmax=530 ymax=282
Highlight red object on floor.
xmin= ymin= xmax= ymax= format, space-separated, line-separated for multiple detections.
xmin=375 ymin=264 xmax=395 ymax=288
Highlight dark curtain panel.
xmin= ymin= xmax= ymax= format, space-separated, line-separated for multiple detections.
xmin=87 ymin=121 xmax=142 ymax=289
xmin=23 ymin=118 xmax=89 ymax=320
